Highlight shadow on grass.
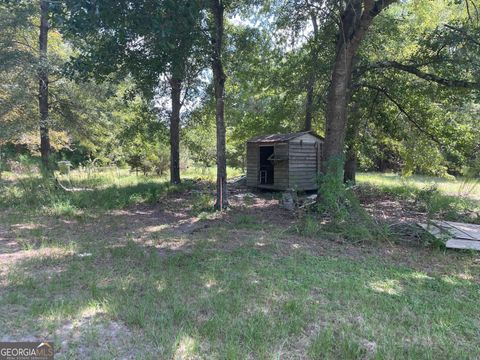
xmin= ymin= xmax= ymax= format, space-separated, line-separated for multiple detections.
xmin=1 ymin=230 xmax=479 ymax=358
xmin=1 ymin=179 xmax=480 ymax=358
xmin=0 ymin=177 xmax=197 ymax=214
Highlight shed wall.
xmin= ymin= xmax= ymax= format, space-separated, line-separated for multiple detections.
xmin=273 ymin=143 xmax=289 ymax=189
xmin=288 ymin=138 xmax=321 ymax=191
xmin=246 ymin=143 xmax=258 ymax=187
xmin=247 ymin=133 xmax=323 ymax=191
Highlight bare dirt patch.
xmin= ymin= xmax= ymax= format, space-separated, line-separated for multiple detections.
xmin=1 ymin=182 xmax=479 ymax=287
xmin=1 ymin=181 xmax=480 ymax=359
xmin=53 ymin=315 xmax=147 ymax=360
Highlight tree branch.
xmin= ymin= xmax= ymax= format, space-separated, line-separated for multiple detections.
xmin=357 ymin=83 xmax=445 ymax=147
xmin=444 ymin=24 xmax=480 ymax=47
xmin=370 ymin=0 xmax=398 ymax=17
xmin=369 ymin=61 xmax=480 ymax=89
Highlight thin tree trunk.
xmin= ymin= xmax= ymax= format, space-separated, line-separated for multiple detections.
xmin=39 ymin=0 xmax=50 ymax=170
xmin=344 ymin=150 xmax=357 ymax=183
xmin=304 ymin=76 xmax=314 ymax=131
xmin=304 ymin=10 xmax=319 ymax=132
xmin=343 ymin=101 xmax=361 ymax=183
xmin=211 ymin=0 xmax=227 ymax=210
xmin=169 ymin=77 xmax=182 ymax=184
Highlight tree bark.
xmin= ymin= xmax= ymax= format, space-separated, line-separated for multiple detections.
xmin=304 ymin=10 xmax=319 ymax=132
xmin=321 ymin=0 xmax=396 ymax=177
xmin=344 ymin=150 xmax=357 ymax=183
xmin=343 ymin=100 xmax=362 ymax=183
xmin=304 ymin=76 xmax=314 ymax=131
xmin=211 ymin=0 xmax=228 ymax=210
xmin=39 ymin=0 xmax=50 ymax=170
xmin=169 ymin=77 xmax=182 ymax=184
xmin=322 ymin=41 xmax=354 ymax=172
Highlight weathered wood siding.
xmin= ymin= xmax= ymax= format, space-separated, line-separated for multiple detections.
xmin=247 ymin=133 xmax=323 ymax=191
xmin=246 ymin=142 xmax=259 ymax=187
xmin=273 ymin=143 xmax=289 ymax=189
xmin=289 ymin=135 xmax=322 ymax=190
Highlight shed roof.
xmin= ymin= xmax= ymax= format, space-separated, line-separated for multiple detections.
xmin=247 ymin=131 xmax=323 ymax=144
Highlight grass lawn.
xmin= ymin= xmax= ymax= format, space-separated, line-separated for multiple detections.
xmin=357 ymin=172 xmax=480 ymax=201
xmin=1 ymin=170 xmax=479 ymax=359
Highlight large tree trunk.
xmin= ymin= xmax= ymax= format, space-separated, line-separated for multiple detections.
xmin=320 ymin=0 xmax=396 ymax=181
xmin=211 ymin=0 xmax=228 ymax=210
xmin=39 ymin=0 xmax=50 ymax=170
xmin=322 ymin=44 xmax=354 ymax=172
xmin=169 ymin=77 xmax=181 ymax=184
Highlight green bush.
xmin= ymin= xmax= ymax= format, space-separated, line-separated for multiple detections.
xmin=302 ymin=158 xmax=392 ymax=243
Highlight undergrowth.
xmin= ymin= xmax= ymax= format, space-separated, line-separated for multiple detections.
xmin=358 ymin=181 xmax=479 ymax=224
xmin=0 ymin=171 xmax=193 ymax=217
xmin=297 ymin=159 xmax=391 ymax=243
xmin=296 ymin=162 xmax=479 ymax=244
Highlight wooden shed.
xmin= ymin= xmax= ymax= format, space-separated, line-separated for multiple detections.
xmin=246 ymin=131 xmax=324 ymax=191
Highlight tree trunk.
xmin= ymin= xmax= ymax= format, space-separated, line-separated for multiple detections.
xmin=304 ymin=76 xmax=314 ymax=131
xmin=322 ymin=43 xmax=354 ymax=172
xmin=211 ymin=0 xmax=228 ymax=210
xmin=343 ymin=100 xmax=361 ymax=183
xmin=344 ymin=150 xmax=357 ymax=183
xmin=169 ymin=77 xmax=181 ymax=184
xmin=320 ymin=0 xmax=396 ymax=180
xmin=39 ymin=0 xmax=50 ymax=171
xmin=304 ymin=12 xmax=319 ymax=132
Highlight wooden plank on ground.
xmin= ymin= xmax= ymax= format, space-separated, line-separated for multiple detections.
xmin=433 ymin=221 xmax=480 ymax=240
xmin=418 ymin=221 xmax=480 ymax=251
xmin=445 ymin=239 xmax=480 ymax=250
xmin=418 ymin=223 xmax=451 ymax=239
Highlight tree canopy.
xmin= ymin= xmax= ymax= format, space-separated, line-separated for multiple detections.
xmin=1 ymin=0 xmax=479 ymax=203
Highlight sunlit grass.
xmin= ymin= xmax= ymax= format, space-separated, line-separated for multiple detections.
xmin=1 ymin=170 xmax=479 ymax=358
xmin=182 ymin=165 xmax=244 ymax=181
xmin=357 ymin=172 xmax=480 ymax=200
xmin=1 ymin=237 xmax=479 ymax=359
xmin=0 ymin=166 xmax=244 ymax=215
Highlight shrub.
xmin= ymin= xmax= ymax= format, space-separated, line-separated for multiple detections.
xmin=301 ymin=157 xmax=392 ymax=243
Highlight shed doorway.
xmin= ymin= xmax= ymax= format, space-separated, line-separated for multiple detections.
xmin=259 ymin=146 xmax=274 ymax=185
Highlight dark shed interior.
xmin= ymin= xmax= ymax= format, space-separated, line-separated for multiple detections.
xmin=246 ymin=131 xmax=324 ymax=191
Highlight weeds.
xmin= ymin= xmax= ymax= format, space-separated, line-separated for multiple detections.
xmin=357 ymin=172 xmax=480 ymax=200
xmin=415 ymin=185 xmax=453 ymax=220
xmin=305 ymin=158 xmax=392 ymax=243
xmin=43 ymin=200 xmax=82 ymax=219
xmin=0 ymin=169 xmax=191 ymax=216
xmin=308 ymin=327 xmax=367 ymax=360
xmin=296 ymin=215 xmax=321 ymax=237
xmin=191 ymin=193 xmax=214 ymax=215
xmin=357 ymin=174 xmax=479 ymax=224
xmin=243 ymin=194 xmax=256 ymax=206
xmin=234 ymin=214 xmax=261 ymax=229
xmin=1 ymin=170 xmax=480 ymax=358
